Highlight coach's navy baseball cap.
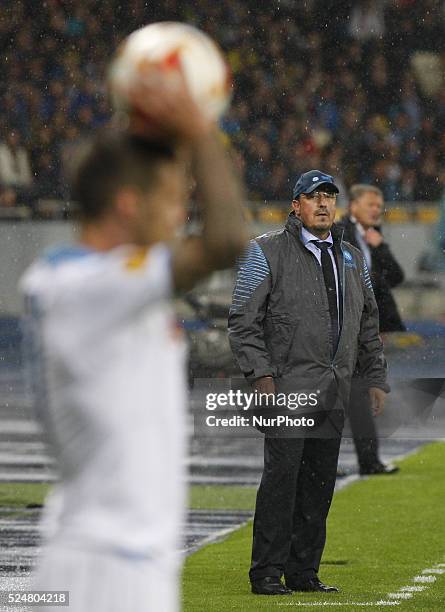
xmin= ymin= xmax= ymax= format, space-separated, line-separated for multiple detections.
xmin=292 ymin=170 xmax=339 ymax=199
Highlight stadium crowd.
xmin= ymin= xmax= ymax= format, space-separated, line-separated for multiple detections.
xmin=1 ymin=0 xmax=445 ymax=211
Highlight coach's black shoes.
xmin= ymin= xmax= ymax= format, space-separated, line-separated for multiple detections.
xmin=251 ymin=576 xmax=292 ymax=595
xmin=286 ymin=575 xmax=339 ymax=593
xmin=360 ymin=462 xmax=399 ymax=476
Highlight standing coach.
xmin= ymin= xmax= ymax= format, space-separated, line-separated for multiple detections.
xmin=228 ymin=170 xmax=389 ymax=595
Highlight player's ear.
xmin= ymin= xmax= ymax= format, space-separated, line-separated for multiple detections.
xmin=114 ymin=188 xmax=140 ymax=219
xmin=291 ymin=198 xmax=300 ymax=216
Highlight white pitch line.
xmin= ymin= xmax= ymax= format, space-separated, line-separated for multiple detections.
xmin=413 ymin=574 xmax=436 ymax=583
xmin=275 ymin=563 xmax=444 ymax=608
xmin=274 ymin=446 xmax=444 ymax=610
xmin=275 ymin=603 xmax=400 ymax=607
xmin=399 ymin=586 xmax=426 ymax=592
xmin=383 ymin=561 xmax=444 ymax=604
xmin=387 ymin=592 xmax=412 ymax=599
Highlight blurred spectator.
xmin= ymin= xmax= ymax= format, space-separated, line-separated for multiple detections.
xmin=348 ymin=0 xmax=386 ymax=42
xmin=416 ymin=152 xmax=442 ymax=201
xmin=0 ymin=0 xmax=444 ymax=207
xmin=33 ymin=152 xmax=61 ymax=200
xmin=0 ymin=131 xmax=32 ymax=191
xmin=0 ymin=186 xmax=18 ymax=208
xmin=399 ymin=169 xmax=417 ymax=202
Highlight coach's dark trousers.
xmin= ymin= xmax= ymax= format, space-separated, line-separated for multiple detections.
xmin=249 ymin=410 xmax=344 ymax=582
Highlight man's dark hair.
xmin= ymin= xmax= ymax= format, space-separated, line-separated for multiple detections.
xmin=71 ymin=130 xmax=176 ymax=221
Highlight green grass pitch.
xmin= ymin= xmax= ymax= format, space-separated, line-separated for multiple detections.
xmin=0 ymin=482 xmax=257 ymax=510
xmin=182 ymin=442 xmax=445 ymax=611
xmin=1 ymin=443 xmax=444 ymax=609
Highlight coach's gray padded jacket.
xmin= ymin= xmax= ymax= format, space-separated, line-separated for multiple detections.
xmin=228 ymin=212 xmax=389 ymax=412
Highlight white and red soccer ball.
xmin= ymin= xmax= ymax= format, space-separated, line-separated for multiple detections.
xmin=109 ymin=21 xmax=232 ymax=122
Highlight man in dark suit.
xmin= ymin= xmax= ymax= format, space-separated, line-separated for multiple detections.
xmin=337 ymin=184 xmax=404 ymax=475
xmin=229 ymin=171 xmax=389 ymax=595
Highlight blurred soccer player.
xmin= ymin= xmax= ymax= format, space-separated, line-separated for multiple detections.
xmin=21 ymin=78 xmax=247 ymax=612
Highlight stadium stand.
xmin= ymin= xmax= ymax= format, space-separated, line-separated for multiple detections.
xmin=0 ymin=0 xmax=444 ymax=215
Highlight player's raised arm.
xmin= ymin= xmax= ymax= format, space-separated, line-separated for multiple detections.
xmin=172 ymin=130 xmax=249 ymax=291
xmin=127 ymin=74 xmax=249 ymax=291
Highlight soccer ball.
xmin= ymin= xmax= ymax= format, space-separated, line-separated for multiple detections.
xmin=109 ymin=22 xmax=232 ymax=122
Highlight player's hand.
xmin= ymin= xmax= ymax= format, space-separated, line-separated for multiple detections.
xmin=126 ymin=69 xmax=211 ymax=143
xmin=253 ymin=376 xmax=276 ymax=396
xmin=365 ymin=228 xmax=383 ymax=248
xmin=369 ymin=386 xmax=386 ymax=416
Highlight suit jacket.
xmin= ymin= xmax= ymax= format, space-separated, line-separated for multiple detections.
xmin=337 ymin=215 xmax=405 ymax=332
xmin=228 ymin=213 xmax=389 ymax=416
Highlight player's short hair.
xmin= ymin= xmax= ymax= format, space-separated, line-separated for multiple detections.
xmin=71 ymin=130 xmax=176 ymax=221
xmin=349 ymin=184 xmax=383 ymax=203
